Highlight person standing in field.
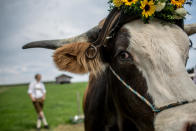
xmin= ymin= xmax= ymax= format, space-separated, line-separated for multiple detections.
xmin=28 ymin=74 xmax=49 ymax=131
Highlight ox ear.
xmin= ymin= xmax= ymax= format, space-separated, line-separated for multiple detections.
xmin=53 ymin=42 xmax=103 ymax=75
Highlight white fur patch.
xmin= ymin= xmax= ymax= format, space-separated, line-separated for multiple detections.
xmin=155 ymin=102 xmax=196 ymax=131
xmin=123 ymin=19 xmax=196 ymax=108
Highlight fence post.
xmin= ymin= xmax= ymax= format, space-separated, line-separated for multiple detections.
xmin=76 ymin=92 xmax=81 ymax=115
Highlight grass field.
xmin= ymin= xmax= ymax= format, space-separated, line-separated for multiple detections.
xmin=0 ymin=82 xmax=87 ymax=131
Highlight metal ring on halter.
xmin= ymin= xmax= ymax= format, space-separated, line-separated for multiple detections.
xmin=85 ymin=44 xmax=98 ymax=60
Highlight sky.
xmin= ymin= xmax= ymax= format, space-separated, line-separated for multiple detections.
xmin=0 ymin=0 xmax=195 ymax=85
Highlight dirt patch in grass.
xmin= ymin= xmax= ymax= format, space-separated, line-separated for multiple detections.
xmin=29 ymin=124 xmax=84 ymax=131
xmin=54 ymin=123 xmax=84 ymax=131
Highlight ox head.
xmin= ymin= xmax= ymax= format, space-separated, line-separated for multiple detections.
xmin=23 ymin=11 xmax=196 ymax=130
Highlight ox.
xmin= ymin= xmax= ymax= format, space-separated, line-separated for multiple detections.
xmin=23 ymin=8 xmax=196 ymax=131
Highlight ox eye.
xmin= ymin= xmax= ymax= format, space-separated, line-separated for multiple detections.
xmin=119 ymin=51 xmax=130 ymax=60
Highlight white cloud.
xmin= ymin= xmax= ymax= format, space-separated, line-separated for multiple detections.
xmin=0 ymin=68 xmax=20 ymax=75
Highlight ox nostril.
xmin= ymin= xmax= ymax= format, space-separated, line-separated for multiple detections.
xmin=187 ymin=123 xmax=196 ymax=131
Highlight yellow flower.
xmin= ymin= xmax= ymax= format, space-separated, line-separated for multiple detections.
xmin=113 ymin=0 xmax=124 ymax=7
xmin=140 ymin=0 xmax=156 ymax=18
xmin=171 ymin=0 xmax=185 ymax=8
xmin=123 ymin=0 xmax=138 ymax=6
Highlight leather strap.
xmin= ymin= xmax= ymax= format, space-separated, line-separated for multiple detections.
xmin=85 ymin=8 xmax=122 ymax=59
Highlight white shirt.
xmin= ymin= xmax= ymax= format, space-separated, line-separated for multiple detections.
xmin=28 ymin=81 xmax=46 ymax=99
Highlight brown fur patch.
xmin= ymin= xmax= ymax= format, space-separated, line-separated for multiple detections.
xmin=53 ymin=42 xmax=104 ymax=75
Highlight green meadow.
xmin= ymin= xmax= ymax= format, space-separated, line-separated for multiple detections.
xmin=0 ymin=82 xmax=87 ymax=131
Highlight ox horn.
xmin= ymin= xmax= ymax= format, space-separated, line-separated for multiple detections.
xmin=184 ymin=23 xmax=196 ymax=36
xmin=22 ymin=26 xmax=100 ymax=50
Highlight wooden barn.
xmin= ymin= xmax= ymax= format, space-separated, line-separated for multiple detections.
xmin=56 ymin=74 xmax=72 ymax=84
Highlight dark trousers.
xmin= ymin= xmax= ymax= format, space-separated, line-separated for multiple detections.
xmin=32 ymin=99 xmax=44 ymax=114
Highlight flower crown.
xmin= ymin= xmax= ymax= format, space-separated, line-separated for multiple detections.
xmin=109 ymin=0 xmax=192 ymax=23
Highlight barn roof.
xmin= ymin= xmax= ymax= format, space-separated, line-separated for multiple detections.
xmin=56 ymin=74 xmax=72 ymax=79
